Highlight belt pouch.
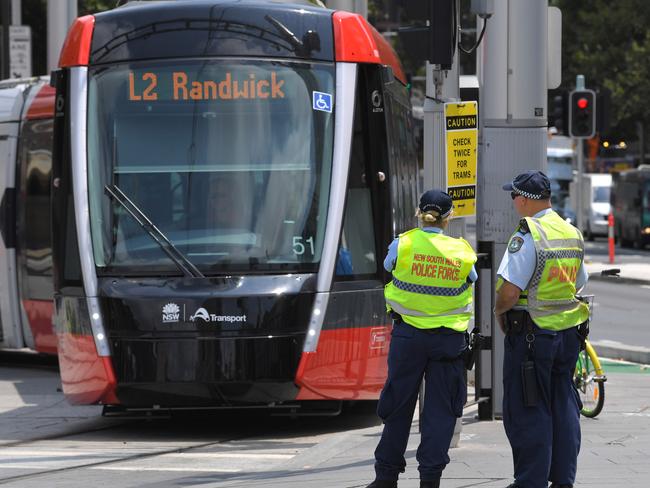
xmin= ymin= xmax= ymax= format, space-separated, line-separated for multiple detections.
xmin=521 ymin=359 xmax=537 ymax=407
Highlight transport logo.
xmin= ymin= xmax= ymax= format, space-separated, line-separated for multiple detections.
xmin=162 ymin=302 xmax=181 ymax=323
xmin=190 ymin=307 xmax=211 ymax=322
xmin=189 ymin=307 xmax=247 ymax=324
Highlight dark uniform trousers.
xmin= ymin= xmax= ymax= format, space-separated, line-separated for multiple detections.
xmin=374 ymin=319 xmax=466 ymax=482
xmin=503 ymin=311 xmax=583 ymax=488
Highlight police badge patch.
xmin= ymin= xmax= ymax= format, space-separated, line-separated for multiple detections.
xmin=508 ymin=236 xmax=524 ymax=253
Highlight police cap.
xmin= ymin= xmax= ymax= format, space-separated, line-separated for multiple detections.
xmin=502 ymin=170 xmax=551 ymax=200
xmin=419 ymin=189 xmax=453 ymax=218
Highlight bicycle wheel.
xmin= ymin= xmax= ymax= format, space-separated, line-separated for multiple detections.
xmin=574 ymin=348 xmax=605 ymax=418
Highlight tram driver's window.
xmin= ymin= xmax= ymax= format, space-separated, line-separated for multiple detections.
xmin=336 ymin=188 xmax=377 ymax=276
xmin=336 ymin=101 xmax=377 ymax=278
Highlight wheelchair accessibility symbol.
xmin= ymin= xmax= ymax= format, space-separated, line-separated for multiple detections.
xmin=312 ymin=91 xmax=333 ymax=113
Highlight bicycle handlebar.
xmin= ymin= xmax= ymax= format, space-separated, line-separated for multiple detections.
xmin=600 ymin=268 xmax=620 ymax=277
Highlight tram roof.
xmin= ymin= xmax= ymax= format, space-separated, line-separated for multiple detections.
xmin=115 ymin=0 xmax=326 ymax=8
xmin=59 ymin=0 xmax=405 ymax=84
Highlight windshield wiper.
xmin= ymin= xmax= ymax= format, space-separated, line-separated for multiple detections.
xmin=104 ymin=184 xmax=204 ymax=278
xmin=264 ymin=15 xmax=320 ymax=57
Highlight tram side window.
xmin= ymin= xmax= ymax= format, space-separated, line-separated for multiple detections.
xmin=336 ymin=100 xmax=377 ymax=277
xmin=384 ymin=92 xmax=417 ymax=234
xmin=19 ymin=119 xmax=54 ymax=300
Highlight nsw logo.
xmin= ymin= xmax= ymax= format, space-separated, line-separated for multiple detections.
xmin=162 ymin=302 xmax=181 ymax=323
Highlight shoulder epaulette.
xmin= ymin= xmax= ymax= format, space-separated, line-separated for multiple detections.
xmin=518 ymin=218 xmax=530 ymax=234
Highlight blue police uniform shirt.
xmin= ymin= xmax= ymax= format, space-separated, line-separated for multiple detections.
xmin=384 ymin=227 xmax=478 ymax=282
xmin=497 ymin=208 xmax=588 ymax=296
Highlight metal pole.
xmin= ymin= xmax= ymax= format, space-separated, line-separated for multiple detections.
xmin=576 ymin=139 xmax=584 ymax=233
xmin=11 ymin=0 xmax=21 ymax=25
xmin=325 ymin=0 xmax=368 ymax=17
xmin=424 ymin=3 xmax=463 ymax=239
xmin=476 ymin=0 xmax=548 ymax=419
xmin=575 ymin=74 xmax=585 ymax=234
xmin=47 ymin=0 xmax=77 ymax=73
xmin=1 ymin=1 xmax=11 ymax=79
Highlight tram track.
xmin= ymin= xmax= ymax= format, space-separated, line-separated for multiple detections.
xmin=0 ymin=419 xmax=131 ymax=450
xmin=0 ymin=408 xmax=330 ymax=485
xmin=0 ymin=432 xmax=253 ymax=485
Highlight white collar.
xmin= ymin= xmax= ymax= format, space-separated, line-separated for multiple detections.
xmin=532 ymin=208 xmax=554 ymax=219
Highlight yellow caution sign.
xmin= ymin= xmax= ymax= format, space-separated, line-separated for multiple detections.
xmin=445 ymin=101 xmax=478 ymax=217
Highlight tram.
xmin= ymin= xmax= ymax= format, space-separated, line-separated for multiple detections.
xmin=0 ymin=78 xmax=57 ymax=354
xmin=51 ymin=0 xmax=418 ymax=409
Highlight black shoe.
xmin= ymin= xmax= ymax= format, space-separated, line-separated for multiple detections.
xmin=506 ymin=484 xmax=523 ymax=488
xmin=420 ymin=480 xmax=440 ymax=488
xmin=365 ymin=480 xmax=397 ymax=488
xmin=550 ymin=484 xmax=573 ymax=488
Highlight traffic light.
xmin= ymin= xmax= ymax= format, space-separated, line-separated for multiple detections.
xmin=397 ymin=0 xmax=454 ymax=68
xmin=569 ymin=89 xmax=596 ymax=138
xmin=550 ymin=91 xmax=568 ymax=136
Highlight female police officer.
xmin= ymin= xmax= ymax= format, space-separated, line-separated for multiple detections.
xmin=495 ymin=171 xmax=589 ymax=488
xmin=366 ymin=189 xmax=478 ymax=488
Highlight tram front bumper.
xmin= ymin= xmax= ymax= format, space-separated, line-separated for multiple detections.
xmin=110 ymin=334 xmax=305 ymax=407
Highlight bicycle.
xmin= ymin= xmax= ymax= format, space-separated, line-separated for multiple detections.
xmin=573 ymin=268 xmax=618 ymax=418
xmin=574 ymin=336 xmax=606 ymax=418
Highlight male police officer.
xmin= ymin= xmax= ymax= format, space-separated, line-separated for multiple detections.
xmin=367 ymin=190 xmax=478 ymax=488
xmin=495 ymin=171 xmax=589 ymax=488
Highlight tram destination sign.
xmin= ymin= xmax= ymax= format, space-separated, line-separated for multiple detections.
xmin=444 ymin=101 xmax=478 ymax=218
xmin=127 ymin=70 xmax=287 ymax=101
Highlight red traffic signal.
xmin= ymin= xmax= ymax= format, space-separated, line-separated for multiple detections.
xmin=569 ymin=89 xmax=596 ymax=138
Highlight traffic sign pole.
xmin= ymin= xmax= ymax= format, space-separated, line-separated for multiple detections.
xmin=576 ymin=138 xmax=584 ymax=233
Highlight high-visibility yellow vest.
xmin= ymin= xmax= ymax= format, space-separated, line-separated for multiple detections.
xmin=384 ymin=228 xmax=477 ymax=331
xmin=519 ymin=211 xmax=590 ymax=330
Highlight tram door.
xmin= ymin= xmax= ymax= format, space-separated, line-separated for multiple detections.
xmin=334 ymin=65 xmax=417 ymax=283
xmin=0 ymin=119 xmax=22 ymax=348
xmin=334 ymin=66 xmax=392 ymax=284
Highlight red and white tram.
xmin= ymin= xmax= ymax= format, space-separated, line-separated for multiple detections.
xmin=3 ymin=0 xmax=419 ymax=411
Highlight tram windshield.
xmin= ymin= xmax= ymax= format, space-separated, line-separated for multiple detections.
xmin=87 ymin=59 xmax=334 ymax=274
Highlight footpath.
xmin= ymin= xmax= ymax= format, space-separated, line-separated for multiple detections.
xmin=209 ymin=368 xmax=650 ymax=488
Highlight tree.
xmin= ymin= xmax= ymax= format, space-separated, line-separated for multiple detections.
xmin=553 ymin=0 xmax=650 ymax=141
xmin=79 ymin=0 xmax=114 ymax=16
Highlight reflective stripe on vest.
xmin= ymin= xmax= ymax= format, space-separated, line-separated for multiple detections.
xmin=390 ymin=277 xmax=471 ymax=296
xmin=384 ymin=228 xmax=477 ymax=331
xmin=522 ymin=212 xmax=590 ymax=330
